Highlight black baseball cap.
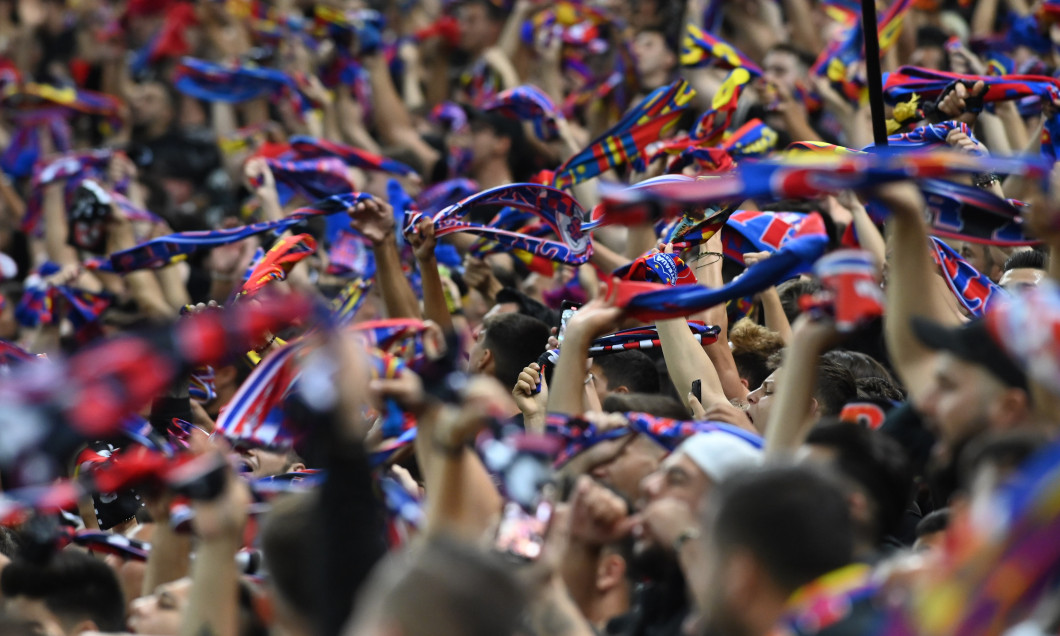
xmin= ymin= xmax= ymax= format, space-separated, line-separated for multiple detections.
xmin=911 ymin=317 xmax=1028 ymax=391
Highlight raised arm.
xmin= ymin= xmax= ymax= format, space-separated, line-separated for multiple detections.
xmin=547 ymin=289 xmax=623 ymax=416
xmin=410 ymin=218 xmax=453 ymax=331
xmin=363 ymin=53 xmax=440 ymax=171
xmin=879 ymin=182 xmax=958 ymax=398
xmin=351 ymin=197 xmax=422 ymax=319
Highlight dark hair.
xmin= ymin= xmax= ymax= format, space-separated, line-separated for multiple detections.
xmin=806 ymin=420 xmax=914 ymax=542
xmin=711 ymin=465 xmax=853 ymax=593
xmin=958 ymin=430 xmax=1050 ymax=491
xmin=824 ymin=350 xmax=897 ymax=384
xmin=916 ymin=25 xmax=950 ymax=48
xmin=458 ymin=0 xmax=507 ymax=22
xmin=765 ymin=43 xmax=817 ymax=70
xmin=0 ymin=550 xmax=125 ymax=632
xmin=494 ymin=288 xmax=560 ymax=327
xmin=602 ymin=392 xmax=690 ymax=419
xmin=776 ymin=277 xmax=823 ymax=324
xmin=636 ymin=25 xmax=679 ymax=56
xmin=593 ymin=350 xmax=661 ymax=394
xmin=482 ymin=313 xmax=551 ymax=390
xmin=1002 ymin=248 xmax=1048 ymax=272
xmin=915 ymin=509 xmax=950 ymax=538
xmin=855 ymin=376 xmax=905 ymax=402
xmin=262 ymin=492 xmax=316 ymax=613
xmin=815 ymin=354 xmax=859 ymax=417
xmin=362 ymin=536 xmax=526 ymax=636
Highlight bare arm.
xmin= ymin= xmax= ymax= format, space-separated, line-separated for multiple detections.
xmin=351 ymin=198 xmax=421 ymax=319
xmin=411 ymin=219 xmax=453 ymax=331
xmin=698 ymin=235 xmax=751 ymax=401
xmin=547 ymin=291 xmax=623 ymax=415
xmin=363 ymin=53 xmax=440 ymax=169
xmin=764 ymin=317 xmax=837 ymax=455
xmin=42 ymin=183 xmax=78 ymax=267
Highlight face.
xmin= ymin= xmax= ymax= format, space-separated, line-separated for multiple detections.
xmin=589 ymin=435 xmax=664 ymax=502
xmin=457 ymin=3 xmax=496 ymax=53
xmin=999 ymin=267 xmax=1046 ymax=292
xmin=4 ymin=597 xmax=67 ymax=636
xmin=467 ymin=322 xmax=490 ymax=373
xmin=632 ymin=31 xmax=674 ymax=78
xmin=127 ymin=578 xmax=192 ymax=635
xmin=959 ymin=242 xmax=1005 ymax=282
xmin=635 ymin=453 xmax=711 ymax=554
xmin=914 ymin=353 xmax=1002 ymax=451
xmin=745 ymin=371 xmax=777 ymax=432
xmin=762 ymin=50 xmax=803 ymax=93
xmin=130 ymin=82 xmax=172 ymax=128
xmin=233 ymin=445 xmax=297 ymax=478
xmin=469 ymin=124 xmax=505 ymax=173
xmin=910 ymin=45 xmax=946 ymax=71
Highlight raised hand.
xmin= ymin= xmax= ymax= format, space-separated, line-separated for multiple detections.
xmin=350 ymin=197 xmax=396 ymax=246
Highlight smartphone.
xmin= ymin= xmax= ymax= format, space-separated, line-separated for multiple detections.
xmin=691 ymin=379 xmax=702 ymax=404
xmin=558 ymin=301 xmax=581 ymax=344
xmin=495 ymin=500 xmax=553 ymax=561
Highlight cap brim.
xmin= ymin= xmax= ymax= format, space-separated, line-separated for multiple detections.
xmin=910 ymin=316 xmax=969 ymax=356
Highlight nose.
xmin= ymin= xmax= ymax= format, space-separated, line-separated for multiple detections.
xmin=746 ymin=388 xmax=761 ymax=405
xmin=129 ymin=596 xmax=152 ymax=616
xmin=639 ymin=470 xmax=662 ymax=503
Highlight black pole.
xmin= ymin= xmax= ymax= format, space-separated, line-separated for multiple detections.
xmin=862 ymin=0 xmax=888 ymax=147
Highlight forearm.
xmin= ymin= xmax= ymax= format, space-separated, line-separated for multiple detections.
xmin=547 ymin=334 xmax=590 ymax=415
xmin=365 ymin=54 xmax=417 ymax=147
xmin=588 ymin=240 xmax=630 ymax=274
xmin=781 ymin=0 xmax=823 ymax=55
xmin=418 ymin=255 xmax=453 ymax=331
xmin=760 ymin=287 xmax=792 ymax=344
xmin=849 ymin=205 xmax=887 ymax=269
xmin=142 ymin=525 xmax=191 ymax=596
xmin=423 ymin=447 xmax=503 ymax=541
xmin=180 ymin=537 xmax=241 ymax=636
xmin=971 ymin=0 xmax=1002 ymax=38
xmin=155 ymin=263 xmax=192 ymax=310
xmin=373 ymin=238 xmax=421 ymax=319
xmin=528 ymin=575 xmax=599 ymax=636
xmin=42 ymin=184 xmax=77 ymax=266
xmin=657 ymin=318 xmax=727 ymax=408
xmin=764 ymin=337 xmax=825 ymax=454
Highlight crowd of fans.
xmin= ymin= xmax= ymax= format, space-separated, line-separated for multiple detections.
xmin=0 ymin=0 xmax=1059 ymax=635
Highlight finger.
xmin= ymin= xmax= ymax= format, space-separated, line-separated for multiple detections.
xmin=972 ymin=80 xmax=986 ymax=96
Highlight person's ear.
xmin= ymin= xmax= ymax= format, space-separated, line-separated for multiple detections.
xmin=595 ymin=552 xmax=627 ymax=592
xmin=847 ymin=489 xmax=874 ymax=533
xmin=613 ymin=385 xmax=630 ymax=395
xmin=496 ymin=134 xmax=512 ymax=157
xmin=991 ymin=388 xmax=1030 ymax=430
xmin=740 ymin=378 xmax=749 ymax=390
xmin=477 ymin=348 xmax=494 ymax=373
xmin=724 ymin=550 xmax=758 ymax=607
xmin=288 ymin=461 xmax=306 ymax=473
xmin=808 ymin=397 xmax=820 ymax=417
xmin=72 ymin=619 xmax=99 ymax=635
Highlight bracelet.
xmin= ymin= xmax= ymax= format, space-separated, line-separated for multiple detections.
xmin=672 ymin=527 xmax=701 ymax=554
xmin=974 ymin=172 xmax=1000 ymax=189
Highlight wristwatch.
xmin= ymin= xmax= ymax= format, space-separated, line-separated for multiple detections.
xmin=975 ymin=172 xmax=1000 ymax=189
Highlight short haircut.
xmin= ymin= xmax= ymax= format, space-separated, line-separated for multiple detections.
xmin=824 ymin=350 xmax=897 ymax=384
xmin=602 ymin=392 xmax=690 ymax=419
xmin=459 ymin=0 xmax=507 ymax=22
xmin=806 ymin=420 xmax=913 ymax=542
xmin=915 ymin=509 xmax=950 ymax=538
xmin=262 ymin=492 xmax=316 ymax=614
xmin=482 ymin=313 xmax=551 ymax=390
xmin=816 ymin=354 xmax=859 ymax=417
xmin=593 ymin=350 xmax=661 ymax=394
xmin=729 ymin=319 xmax=786 ymax=389
xmin=0 ymin=550 xmax=125 ymax=632
xmin=358 ymin=536 xmax=526 ymax=636
xmin=710 ymin=465 xmax=853 ymax=593
xmin=855 ymin=376 xmax=905 ymax=402
xmin=1002 ymin=248 xmax=1048 ymax=272
xmin=958 ymin=430 xmax=1050 ymax=491
xmin=777 ymin=278 xmax=823 ymax=324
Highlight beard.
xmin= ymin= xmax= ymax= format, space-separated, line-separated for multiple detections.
xmin=628 ymin=539 xmax=679 ymax=583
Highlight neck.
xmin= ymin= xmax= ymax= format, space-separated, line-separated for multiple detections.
xmin=743 ymin=594 xmax=787 ymax=636
xmin=474 ymin=159 xmax=512 ymax=189
xmin=641 ymin=70 xmax=671 ymax=92
xmin=145 ymin=118 xmax=172 ymax=140
xmin=586 ymin=585 xmax=631 ymax=630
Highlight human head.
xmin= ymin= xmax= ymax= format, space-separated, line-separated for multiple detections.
xmin=746 ymin=356 xmax=857 ymax=432
xmin=129 ymin=79 xmax=177 ymax=134
xmin=698 ymin=465 xmax=853 ymax=636
xmin=777 ymin=277 xmax=823 ymax=324
xmin=261 ymin=493 xmax=315 ymax=632
xmin=824 ymin=349 xmax=897 ymax=384
xmin=999 ymin=248 xmax=1048 ymax=292
xmin=592 ymin=350 xmax=661 ymax=401
xmin=911 ymin=318 xmax=1031 ymax=452
xmin=636 ymin=434 xmax=762 ymax=561
xmin=346 ymin=536 xmax=526 ymax=636
xmin=128 ymin=577 xmax=192 ymax=635
xmin=913 ymin=509 xmax=950 ymax=553
xmin=465 ymin=109 xmax=529 ymax=181
xmin=632 ymin=27 xmax=677 ymax=87
xmin=911 ymin=26 xmax=950 ymax=71
xmin=729 ymin=318 xmax=786 ymax=391
xmin=586 ymin=394 xmax=690 ymax=501
xmin=455 ymin=0 xmax=505 ymax=56
xmin=804 ymin=421 xmax=913 ymax=553
xmin=1 ymin=550 xmax=126 ymax=635
xmin=468 ymin=312 xmax=550 ymax=390
xmin=762 ymin=44 xmax=815 ymax=94
xmin=959 ymin=242 xmax=1010 ymax=282
xmin=231 ymin=442 xmax=306 ymax=479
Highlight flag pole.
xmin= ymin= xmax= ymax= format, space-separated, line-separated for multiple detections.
xmin=862 ymin=0 xmax=888 ymax=146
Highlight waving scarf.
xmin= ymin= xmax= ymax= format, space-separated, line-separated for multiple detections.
xmin=604 ymin=230 xmax=828 ymax=321
xmin=919 ymin=179 xmax=1038 ymax=246
xmin=882 ymin=66 xmax=1060 ymax=106
xmin=870 ymin=121 xmax=978 ymax=152
xmin=216 ymin=341 xmax=304 ymax=449
xmin=614 ymin=252 xmax=699 ymax=286
xmin=985 ymin=280 xmax=1060 ymax=398
xmin=15 ymin=263 xmax=112 ymax=337
xmin=23 ymin=149 xmax=116 ymax=234
xmin=811 ymin=0 xmax=914 ymax=102
xmin=97 ymin=192 xmax=370 ymax=273
xmin=174 ymin=57 xmax=310 ymax=115
xmin=289 ymin=135 xmax=416 ymax=176
xmin=405 ymin=183 xmax=592 ymax=267
xmin=467 ymin=207 xmax=560 ymax=276
xmin=723 ymin=211 xmax=829 ymax=272
xmin=482 ymin=85 xmax=561 ymax=141
xmin=332 ymin=278 xmax=373 ymax=326
xmin=680 ymin=23 xmax=763 ymax=75
xmin=588 ymin=322 xmax=720 ymax=354
xmin=239 ymin=233 xmax=318 ymax=297
xmin=799 ymin=249 xmax=885 ymax=332
xmin=262 ymin=157 xmax=355 ymax=205
xmin=929 ymin=237 xmax=1003 ymax=318
xmin=552 ymin=79 xmax=695 ymax=189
